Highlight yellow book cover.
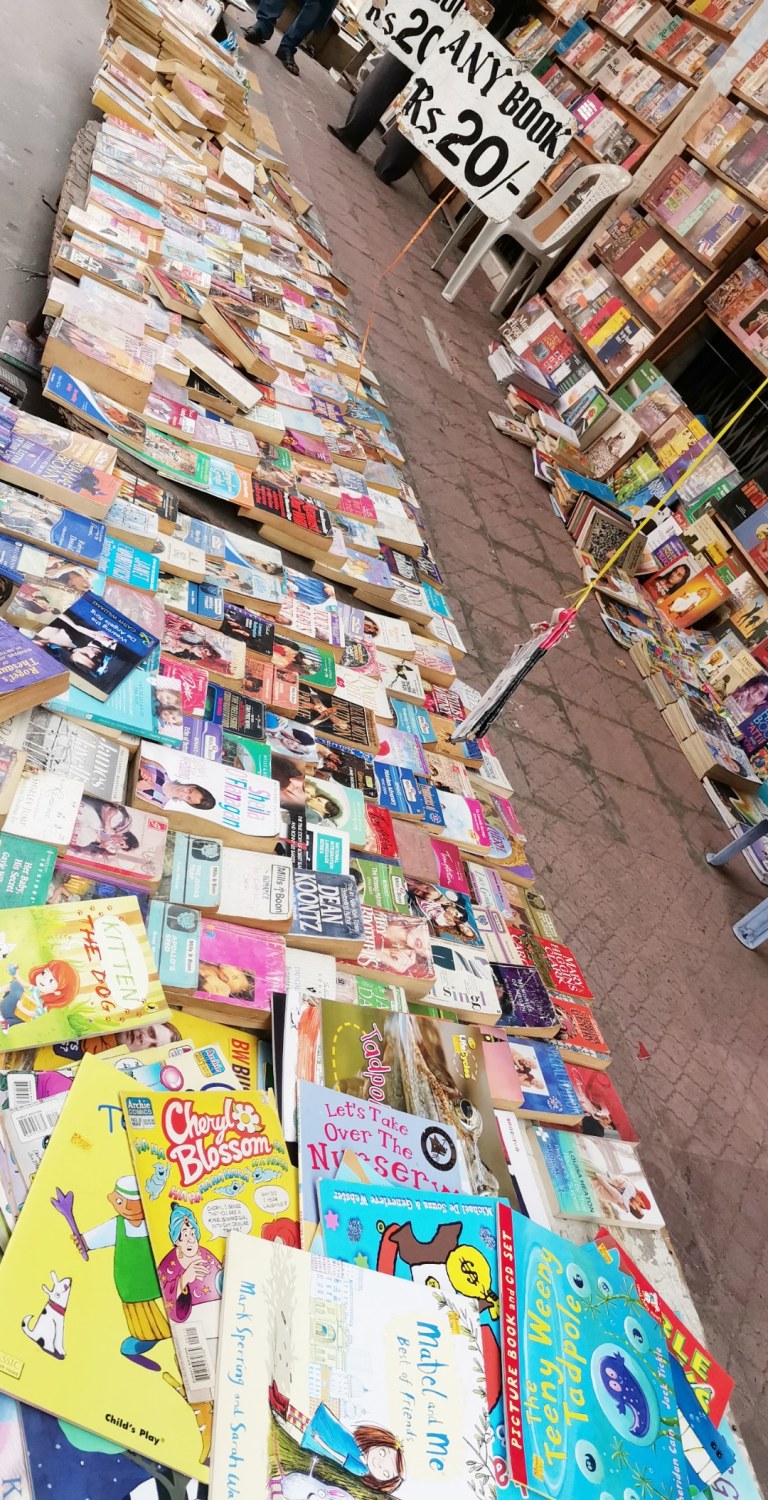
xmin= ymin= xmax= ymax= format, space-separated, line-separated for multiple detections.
xmin=0 ymin=1054 xmax=208 ymax=1479
xmin=0 ymin=1007 xmax=259 ymax=1087
xmin=121 ymin=1087 xmax=298 ymax=1406
xmin=0 ymin=897 xmax=170 ymax=1053
xmin=589 ymin=308 xmax=629 ymax=350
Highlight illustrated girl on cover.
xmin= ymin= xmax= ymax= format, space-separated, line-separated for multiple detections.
xmin=0 ymin=959 xmax=80 ymax=1028
xmin=158 ymin=1205 xmax=222 ymax=1322
xmin=268 ymin=1385 xmax=404 ymax=1494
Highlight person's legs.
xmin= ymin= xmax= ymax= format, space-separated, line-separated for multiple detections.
xmin=373 ymin=126 xmax=420 ymax=184
xmin=276 ymin=0 xmax=335 ymax=66
xmin=328 ymin=55 xmax=412 ymax=150
xmin=243 ymin=0 xmax=285 ymax=44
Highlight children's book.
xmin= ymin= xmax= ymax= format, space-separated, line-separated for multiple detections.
xmin=0 ymin=1055 xmax=208 ymax=1479
xmin=0 ymin=896 xmax=169 ymax=1051
xmin=501 ymin=1211 xmax=688 ymax=1500
xmin=297 ymin=1080 xmax=464 ymax=1244
xmin=132 ymin=741 xmax=281 ymax=849
xmin=531 ymin=1128 xmax=665 ymax=1228
xmin=593 ymin=1230 xmax=734 ymax=1423
xmin=21 ymin=1404 xmax=194 ymax=1500
xmin=36 ymin=590 xmax=159 ymax=701
xmin=210 ymin=1234 xmax=496 ymax=1500
xmin=318 ymin=1178 xmax=509 ymax=1485
xmin=320 ymin=1004 xmax=520 ymax=1206
xmin=122 ymin=1086 xmax=298 ymax=1404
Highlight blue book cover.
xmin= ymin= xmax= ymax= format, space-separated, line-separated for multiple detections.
xmin=90 ymin=175 xmax=163 ymax=222
xmin=737 ymin=705 xmax=768 ymax=755
xmin=394 ymin=696 xmax=434 ymax=743
xmin=559 ymin=469 xmax=617 ymax=503
xmin=0 ymin=474 xmax=105 ymax=562
xmin=20 ymin=1403 xmax=188 ymax=1499
xmin=416 ymin=777 xmax=446 ymax=828
xmin=423 ymin=582 xmax=450 ymax=619
xmin=506 ymin=1037 xmax=583 ymax=1121
xmin=374 ymin=760 xmax=425 ymax=819
xmin=318 ymin=1178 xmax=508 ymax=1480
xmin=290 ymin=869 xmax=364 ymax=945
xmin=43 ymin=365 xmax=147 ymax=448
xmin=505 ymin=1216 xmax=688 ymax=1500
xmin=45 ymin=669 xmax=182 ymax=745
xmin=164 ymin=830 xmax=223 ymax=908
xmin=0 ymin=531 xmax=42 ymax=578
xmin=554 ymin=17 xmax=589 ymax=51
xmin=182 ymin=714 xmax=223 ymax=759
xmin=182 ymin=516 xmax=226 ymax=557
xmin=36 ymin=590 xmax=158 ymax=699
xmin=297 ymin=1079 xmax=464 ymax=1241
xmin=98 ymin=536 xmax=159 ymax=593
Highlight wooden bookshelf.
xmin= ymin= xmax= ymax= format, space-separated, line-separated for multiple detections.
xmin=670 ymin=0 xmax=745 ymax=37
xmin=706 ymin=305 xmax=768 ymax=376
xmin=684 ymin=144 xmax=768 ymax=214
xmin=731 ymin=86 xmax=768 ymax=120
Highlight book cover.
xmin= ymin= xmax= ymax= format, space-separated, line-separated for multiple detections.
xmin=0 ymin=832 xmax=57 ymax=908
xmin=502 ymin=1211 xmax=688 ymax=1500
xmin=211 ymin=1234 xmax=494 ymax=1500
xmin=66 ymin=794 xmax=168 ymax=887
xmin=531 ymin=1128 xmax=665 ymax=1228
xmin=305 ymin=772 xmax=367 ymax=847
xmin=318 ymin=1178 xmax=508 ymax=1482
xmin=493 ymin=964 xmax=559 ymax=1035
xmin=338 ymin=906 xmax=435 ymax=997
xmin=0 ymin=618 xmax=69 ymax=716
xmin=297 ymin=1079 xmax=464 ymax=1243
xmin=406 ymin=878 xmax=482 ymax=946
xmin=0 ymin=1056 xmax=207 ymax=1479
xmin=289 ymin=869 xmax=365 ymax=953
xmin=319 ymin=1004 xmax=520 ymax=1205
xmin=47 ymin=671 xmax=183 ymax=749
xmin=122 ymin=1087 xmax=298 ymax=1403
xmin=0 ymin=896 xmax=168 ymax=1051
xmin=350 ymin=852 xmax=409 ymax=912
xmin=192 ymin=918 xmax=286 ymax=1027
xmin=552 ymin=997 xmax=612 ymax=1067
xmin=506 ymin=1038 xmax=583 ymax=1123
xmin=0 ymin=480 xmax=106 ymax=563
xmin=0 ymin=705 xmax=129 ymax=800
xmin=428 ymin=941 xmax=500 ymax=1021
xmin=3 ymin=768 xmax=83 ymax=852
xmin=133 ymin=742 xmax=281 ymax=849
xmin=36 ymin=590 xmax=158 ymax=702
xmin=566 ymin=1063 xmax=638 ymax=1140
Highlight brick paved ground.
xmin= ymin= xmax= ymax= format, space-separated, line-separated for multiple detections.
xmin=246 ymin=38 xmax=768 ymax=1476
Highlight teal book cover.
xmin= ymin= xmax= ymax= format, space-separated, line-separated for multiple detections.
xmin=318 ymin=1178 xmax=509 ymax=1488
xmin=98 ymin=536 xmax=159 ymax=593
xmin=502 ymin=1211 xmax=688 ymax=1500
xmin=45 ymin=669 xmax=182 ymax=746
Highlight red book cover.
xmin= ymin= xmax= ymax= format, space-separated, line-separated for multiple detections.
xmin=496 ymin=1201 xmax=526 ymax=1486
xmin=538 ymin=936 xmax=594 ymax=998
xmin=552 ymin=996 xmax=612 ymax=1066
xmin=594 ymin=1229 xmax=734 ymax=1423
xmin=364 ymin=801 xmax=399 ymax=858
xmin=578 ymin=295 xmax=625 ymax=343
xmin=565 ymin=1062 xmax=638 ymax=1141
xmin=250 ymin=481 xmax=333 ymax=539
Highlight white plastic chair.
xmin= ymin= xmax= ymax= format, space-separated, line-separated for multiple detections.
xmin=431 ymin=164 xmax=631 ymax=315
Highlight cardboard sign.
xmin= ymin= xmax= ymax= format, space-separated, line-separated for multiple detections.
xmin=354 ymin=0 xmax=468 ymax=69
xmin=396 ymin=25 xmax=575 ymax=221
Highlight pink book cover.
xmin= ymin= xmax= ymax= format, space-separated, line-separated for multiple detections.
xmin=481 ymin=1028 xmax=524 ymax=1109
xmin=194 ymin=918 xmax=286 ymax=1018
xmin=338 ymin=492 xmax=377 ymax=522
xmin=394 ymin=822 xmax=471 ymax=894
xmin=489 ymin=794 xmax=527 ymax=842
xmin=160 ymin=656 xmax=209 ymax=716
xmin=144 ymin=390 xmax=198 ymax=435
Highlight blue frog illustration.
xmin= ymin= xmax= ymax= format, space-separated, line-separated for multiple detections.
xmin=597 ymin=1352 xmax=651 ymax=1438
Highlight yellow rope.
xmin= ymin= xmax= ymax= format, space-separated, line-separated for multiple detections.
xmin=570 ymin=375 xmax=768 ymax=613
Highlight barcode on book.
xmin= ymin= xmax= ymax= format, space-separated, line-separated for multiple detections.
xmin=182 ymin=1322 xmax=213 ymax=1400
xmin=11 ymin=1103 xmax=62 ymax=1140
xmin=7 ymin=1075 xmax=36 ymax=1110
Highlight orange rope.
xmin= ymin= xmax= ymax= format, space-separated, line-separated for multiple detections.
xmin=355 ymin=187 xmax=456 ymax=394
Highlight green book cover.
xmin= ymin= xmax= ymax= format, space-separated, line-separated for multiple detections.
xmin=0 ymin=834 xmax=57 ymax=907
xmin=221 ymin=733 xmax=271 ymax=776
xmin=349 ymin=851 xmax=409 ymax=913
xmin=274 ymin=634 xmax=337 ymax=691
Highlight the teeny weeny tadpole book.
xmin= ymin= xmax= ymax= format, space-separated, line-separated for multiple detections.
xmin=122 ymin=1088 xmax=298 ymax=1406
xmin=210 ymin=1234 xmax=495 ymax=1500
xmin=0 ymin=1055 xmax=208 ymax=1480
xmin=501 ymin=1212 xmax=688 ymax=1500
xmin=0 ymin=896 xmax=169 ymax=1052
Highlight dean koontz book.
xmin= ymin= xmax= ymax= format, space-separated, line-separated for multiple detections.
xmin=131 ymin=742 xmax=281 ymax=850
xmin=35 ymin=590 xmax=159 ymax=702
xmin=0 ymin=896 xmax=169 ymax=1050
xmin=0 ymin=1056 xmax=207 ymax=1480
xmin=288 ymin=869 xmax=365 ymax=957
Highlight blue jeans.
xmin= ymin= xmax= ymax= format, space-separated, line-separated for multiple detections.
xmin=256 ymin=0 xmax=335 ymax=53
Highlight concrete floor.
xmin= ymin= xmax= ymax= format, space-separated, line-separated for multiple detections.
xmin=3 ymin=0 xmax=768 ymax=1482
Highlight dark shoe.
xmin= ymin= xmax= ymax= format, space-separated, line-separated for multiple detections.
xmin=327 ymin=123 xmax=358 ymax=153
xmin=243 ymin=24 xmax=267 ymax=41
xmin=277 ymin=50 xmax=300 ymax=73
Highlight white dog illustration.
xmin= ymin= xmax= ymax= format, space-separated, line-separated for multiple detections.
xmin=21 ymin=1270 xmax=71 ymax=1359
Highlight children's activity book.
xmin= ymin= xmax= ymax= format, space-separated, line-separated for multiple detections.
xmin=122 ymin=1086 xmax=298 ymax=1405
xmin=0 ymin=1055 xmax=208 ymax=1480
xmin=210 ymin=1233 xmax=497 ymax=1500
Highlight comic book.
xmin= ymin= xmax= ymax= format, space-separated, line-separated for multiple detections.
xmin=211 ymin=1235 xmax=495 ymax=1500
xmin=318 ymin=1179 xmax=510 ymax=1486
xmin=0 ymin=1055 xmax=208 ymax=1480
xmin=122 ymin=1087 xmax=298 ymax=1405
xmin=0 ymin=896 xmax=169 ymax=1052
